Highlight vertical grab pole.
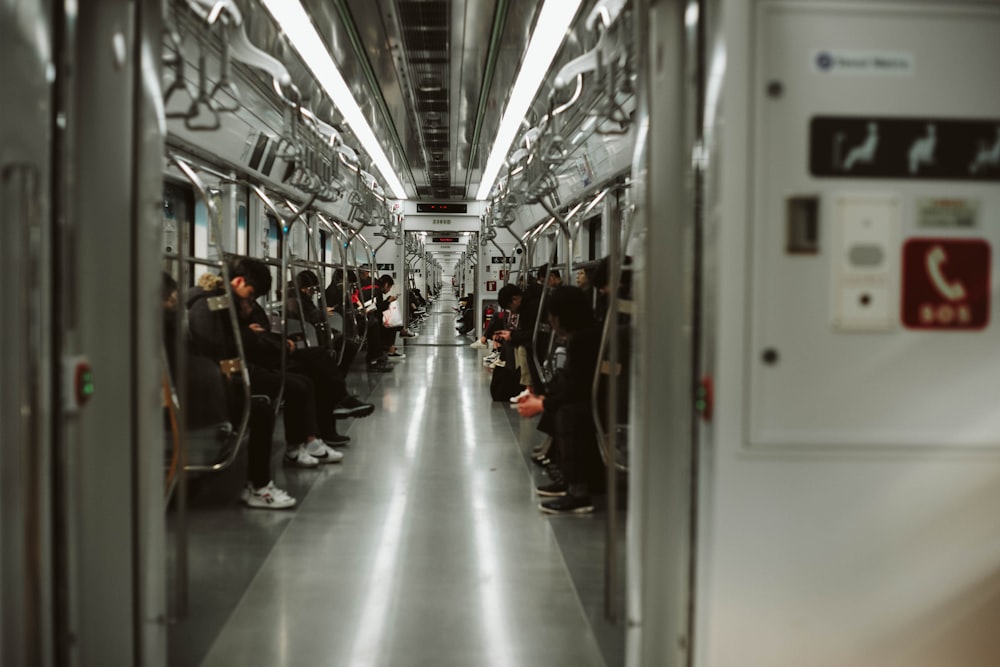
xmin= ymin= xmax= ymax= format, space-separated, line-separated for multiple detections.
xmin=315 ymin=213 xmax=350 ymax=362
xmin=604 ymin=189 xmax=622 ymax=622
xmin=245 ymin=185 xmax=314 ymax=417
xmin=169 ymin=156 xmax=254 ymax=616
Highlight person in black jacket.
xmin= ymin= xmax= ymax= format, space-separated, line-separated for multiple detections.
xmin=188 ymin=258 xmax=347 ymax=475
xmin=516 ymin=286 xmax=603 ymax=515
xmin=185 ymin=258 xmax=298 ymax=509
xmin=285 ymin=270 xmax=375 ymax=439
xmin=496 ymin=281 xmax=545 ymax=400
xmin=324 ymin=268 xmax=364 ymax=370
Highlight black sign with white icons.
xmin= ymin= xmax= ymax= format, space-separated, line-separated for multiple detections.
xmin=810 ymin=116 xmax=1000 ymax=180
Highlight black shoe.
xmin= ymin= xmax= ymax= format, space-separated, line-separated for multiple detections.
xmin=539 ymin=495 xmax=594 ymax=515
xmin=323 ymin=432 xmax=351 ymax=445
xmin=333 ymin=395 xmax=376 ymax=418
xmin=536 ymin=480 xmax=568 ymax=497
xmin=367 ymin=361 xmax=394 ymax=373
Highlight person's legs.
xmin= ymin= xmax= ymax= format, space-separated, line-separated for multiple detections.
xmin=238 ymin=387 xmax=295 ymax=509
xmin=515 ymin=346 xmax=532 ymax=388
xmin=365 ymin=316 xmax=388 ymax=367
xmin=244 ymin=398 xmax=275 ymax=489
xmin=539 ymin=403 xmax=600 ymax=514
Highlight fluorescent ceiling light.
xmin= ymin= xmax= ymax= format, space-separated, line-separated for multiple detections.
xmin=475 ymin=0 xmax=583 ymax=201
xmin=261 ymin=0 xmax=407 ymax=200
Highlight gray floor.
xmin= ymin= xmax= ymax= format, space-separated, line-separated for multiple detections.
xmin=169 ymin=294 xmax=619 ymax=667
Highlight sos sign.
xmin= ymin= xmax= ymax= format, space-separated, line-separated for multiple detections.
xmin=901 ymin=239 xmax=990 ymax=329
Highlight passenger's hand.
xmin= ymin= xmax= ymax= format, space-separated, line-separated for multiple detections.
xmin=517 ymin=395 xmax=544 ymax=418
xmin=494 ymin=330 xmax=511 ymax=341
xmin=249 ymin=323 xmax=266 ymax=333
xmin=286 ymin=339 xmax=296 ymax=352
xmin=326 ymin=307 xmax=335 ymax=314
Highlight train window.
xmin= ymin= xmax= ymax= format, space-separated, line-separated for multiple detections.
xmin=237 ymin=202 xmax=248 ymax=256
xmin=585 ymin=214 xmax=601 ymax=260
xmin=319 ymin=230 xmax=335 ymax=286
xmin=162 ymin=182 xmax=194 ymax=282
xmin=264 ymin=214 xmax=282 ymax=298
xmin=192 ymin=190 xmax=223 ymax=284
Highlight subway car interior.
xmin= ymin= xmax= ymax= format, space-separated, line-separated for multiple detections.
xmin=4 ymin=0 xmax=1000 ymax=665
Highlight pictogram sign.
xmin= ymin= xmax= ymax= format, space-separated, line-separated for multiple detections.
xmin=902 ymin=238 xmax=990 ymax=329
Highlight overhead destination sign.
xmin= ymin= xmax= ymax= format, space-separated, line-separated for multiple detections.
xmin=810 ymin=116 xmax=1000 ymax=180
xmin=432 ymin=236 xmax=460 ymax=243
xmin=404 ymin=216 xmax=480 ymax=232
xmin=416 ymin=203 xmax=467 ymax=214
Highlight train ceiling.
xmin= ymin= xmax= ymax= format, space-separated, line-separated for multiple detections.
xmin=250 ymin=0 xmax=567 ymax=202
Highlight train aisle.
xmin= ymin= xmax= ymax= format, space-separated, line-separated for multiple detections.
xmin=198 ymin=294 xmax=607 ymax=666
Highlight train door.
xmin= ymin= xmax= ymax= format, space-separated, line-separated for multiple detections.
xmin=2 ymin=2 xmax=168 ymax=665
xmin=1 ymin=4 xmax=57 ymax=665
xmin=627 ymin=0 xmax=702 ymax=664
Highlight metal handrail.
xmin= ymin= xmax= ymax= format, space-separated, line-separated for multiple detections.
xmin=586 ymin=185 xmax=633 ymax=623
xmin=246 ymin=184 xmax=315 ymax=417
xmin=281 ymin=204 xmax=336 ymax=354
xmin=169 ymin=156 xmax=253 ymax=475
xmin=166 ymin=155 xmax=250 ymax=621
xmin=314 ymin=213 xmax=354 ymax=364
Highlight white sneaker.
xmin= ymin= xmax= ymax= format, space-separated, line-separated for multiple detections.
xmin=470 ymin=339 xmax=488 ymax=350
xmin=241 ymin=481 xmax=296 ymax=509
xmin=509 ymin=389 xmax=531 ymax=403
xmin=306 ymin=441 xmax=344 ymax=464
xmin=489 ymin=359 xmax=506 ymax=368
xmin=284 ymin=445 xmax=319 ymax=468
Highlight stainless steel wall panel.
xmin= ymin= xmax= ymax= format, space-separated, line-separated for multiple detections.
xmin=1 ymin=2 xmax=55 ymax=665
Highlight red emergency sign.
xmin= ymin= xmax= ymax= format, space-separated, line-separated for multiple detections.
xmin=486 ymin=280 xmax=497 ymax=292
xmin=901 ymin=238 xmax=990 ymax=330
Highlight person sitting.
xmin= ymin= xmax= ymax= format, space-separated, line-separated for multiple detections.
xmin=359 ymin=266 xmax=393 ymax=372
xmin=286 ymin=269 xmax=332 ymax=346
xmin=376 ymin=275 xmax=405 ymax=359
xmin=325 ymin=268 xmax=364 ymax=370
xmin=189 ymin=258 xmax=353 ymax=473
xmin=184 ymin=259 xmax=300 ymax=508
xmin=517 ymin=286 xmax=604 ymax=514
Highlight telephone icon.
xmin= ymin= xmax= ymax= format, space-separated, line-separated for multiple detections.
xmin=925 ymin=245 xmax=966 ymax=302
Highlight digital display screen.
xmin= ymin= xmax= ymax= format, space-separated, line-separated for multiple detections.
xmin=417 ymin=203 xmax=468 ymax=213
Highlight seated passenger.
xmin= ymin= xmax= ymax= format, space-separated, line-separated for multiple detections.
xmin=286 ymin=269 xmax=332 ymax=346
xmin=249 ymin=280 xmax=375 ymax=443
xmin=189 ymin=257 xmax=348 ymax=473
xmin=496 ymin=280 xmax=544 ymax=401
xmin=184 ymin=259 xmax=298 ymax=509
xmin=517 ymin=286 xmax=604 ymax=515
xmin=356 ymin=265 xmax=390 ymax=372
xmin=325 ymin=268 xmax=364 ymax=370
xmin=375 ymin=275 xmax=406 ymax=359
